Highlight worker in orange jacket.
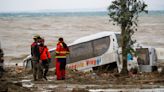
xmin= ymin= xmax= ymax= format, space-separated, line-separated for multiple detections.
xmin=55 ymin=37 xmax=69 ymax=80
xmin=39 ymin=38 xmax=51 ymax=80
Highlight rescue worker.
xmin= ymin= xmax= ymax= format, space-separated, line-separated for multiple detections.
xmin=31 ymin=35 xmax=41 ymax=81
xmin=39 ymin=38 xmax=51 ymax=80
xmin=55 ymin=37 xmax=69 ymax=80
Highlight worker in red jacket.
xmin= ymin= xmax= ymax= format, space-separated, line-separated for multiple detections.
xmin=39 ymin=38 xmax=51 ymax=80
xmin=55 ymin=37 xmax=69 ymax=80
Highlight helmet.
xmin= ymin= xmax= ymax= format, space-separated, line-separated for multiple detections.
xmin=33 ymin=35 xmax=41 ymax=39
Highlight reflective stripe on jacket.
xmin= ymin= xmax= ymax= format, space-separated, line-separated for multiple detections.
xmin=55 ymin=42 xmax=69 ymax=58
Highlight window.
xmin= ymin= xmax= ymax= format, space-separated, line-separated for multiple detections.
xmin=67 ymin=36 xmax=110 ymax=63
xmin=68 ymin=42 xmax=93 ymax=63
xmin=93 ymin=36 xmax=110 ymax=57
xmin=136 ymin=48 xmax=150 ymax=65
xmin=116 ymin=34 xmax=121 ymax=47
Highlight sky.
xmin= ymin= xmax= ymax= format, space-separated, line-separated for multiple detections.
xmin=0 ymin=0 xmax=164 ymax=12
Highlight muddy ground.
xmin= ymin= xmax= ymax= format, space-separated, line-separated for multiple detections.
xmin=0 ymin=67 xmax=164 ymax=92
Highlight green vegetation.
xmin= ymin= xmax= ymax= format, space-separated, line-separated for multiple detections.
xmin=108 ymin=0 xmax=148 ymax=75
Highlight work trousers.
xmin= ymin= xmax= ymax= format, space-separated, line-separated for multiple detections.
xmin=41 ymin=60 xmax=49 ymax=78
xmin=56 ymin=58 xmax=66 ymax=80
xmin=32 ymin=60 xmax=42 ymax=80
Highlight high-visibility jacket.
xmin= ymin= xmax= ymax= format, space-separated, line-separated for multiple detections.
xmin=55 ymin=42 xmax=69 ymax=58
xmin=39 ymin=46 xmax=51 ymax=60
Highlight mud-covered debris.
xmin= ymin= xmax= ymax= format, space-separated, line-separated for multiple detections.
xmin=0 ymin=79 xmax=31 ymax=92
xmin=72 ymin=87 xmax=89 ymax=92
